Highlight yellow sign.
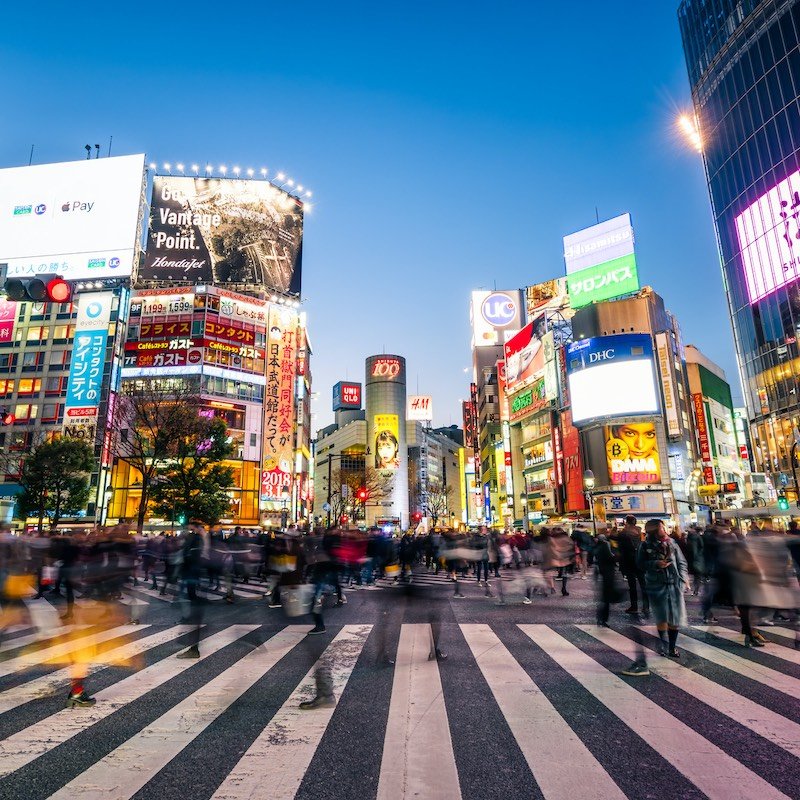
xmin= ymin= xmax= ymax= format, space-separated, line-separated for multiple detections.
xmin=698 ymin=485 xmax=720 ymax=496
xmin=605 ymin=423 xmax=661 ymax=485
xmin=374 ymin=414 xmax=399 ymax=471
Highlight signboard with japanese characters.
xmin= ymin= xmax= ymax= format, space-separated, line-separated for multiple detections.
xmin=0 ymin=299 xmax=17 ymax=343
xmin=261 ymin=306 xmax=298 ymax=500
xmin=63 ymin=291 xmax=114 ymax=440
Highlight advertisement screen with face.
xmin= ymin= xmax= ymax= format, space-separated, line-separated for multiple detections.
xmin=374 ymin=414 xmax=400 ymax=471
xmin=605 ymin=423 xmax=661 ymax=485
xmin=143 ymin=176 xmax=304 ymax=294
xmin=503 ymin=317 xmax=546 ymax=393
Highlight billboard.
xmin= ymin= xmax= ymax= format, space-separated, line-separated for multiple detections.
xmin=566 ymin=334 xmax=659 ymax=425
xmin=0 ymin=155 xmax=144 ymax=281
xmin=655 ymin=332 xmax=681 ymax=437
xmin=142 ymin=176 xmax=304 ymax=294
xmin=563 ymin=214 xmax=639 ymax=308
xmin=503 ymin=318 xmax=546 ymax=394
xmin=735 ymin=168 xmax=800 ymax=303
xmin=333 ymin=381 xmax=362 ymax=411
xmin=605 ymin=423 xmax=661 ymax=485
xmin=374 ymin=413 xmax=400 ymax=471
xmin=693 ymin=393 xmax=715 ymax=485
xmin=470 ymin=290 xmax=524 ymax=348
xmin=0 ymin=299 xmax=18 ymax=343
xmin=563 ymin=213 xmax=635 ymax=275
xmin=63 ymin=291 xmax=115 ymax=441
xmin=407 ymin=395 xmax=433 ymax=421
xmin=525 ymin=278 xmax=570 ymax=317
xmin=261 ymin=306 xmax=298 ymax=499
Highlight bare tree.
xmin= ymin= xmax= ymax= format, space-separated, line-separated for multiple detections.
xmin=324 ymin=465 xmax=393 ymax=526
xmin=113 ymin=378 xmax=206 ymax=532
xmin=426 ymin=479 xmax=454 ymax=528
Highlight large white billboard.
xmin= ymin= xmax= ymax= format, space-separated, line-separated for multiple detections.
xmin=563 ymin=213 xmax=635 ymax=275
xmin=0 ymin=154 xmax=145 ymax=281
xmin=470 ymin=290 xmax=524 ymax=348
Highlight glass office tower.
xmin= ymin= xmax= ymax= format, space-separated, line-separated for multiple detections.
xmin=679 ymin=0 xmax=800 ymax=483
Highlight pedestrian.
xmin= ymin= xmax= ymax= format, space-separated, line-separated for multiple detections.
xmin=637 ymin=518 xmax=688 ymax=658
xmin=571 ymin=524 xmax=595 ymax=579
xmin=617 ymin=514 xmax=649 ymax=618
xmin=594 ymin=530 xmax=620 ymax=626
xmin=545 ymin=526 xmax=574 ymax=596
xmin=176 ymin=521 xmax=206 ymax=659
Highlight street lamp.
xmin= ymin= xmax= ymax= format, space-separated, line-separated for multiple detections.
xmin=280 ymin=486 xmax=290 ymax=530
xmin=583 ymin=469 xmax=598 ymax=536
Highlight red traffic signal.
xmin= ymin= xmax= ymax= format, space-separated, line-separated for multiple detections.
xmin=3 ymin=274 xmax=72 ymax=304
xmin=411 ymin=511 xmax=422 ymax=523
xmin=356 ymin=487 xmax=368 ymax=502
xmin=46 ymin=277 xmax=72 ymax=303
xmin=1 ymin=409 xmax=15 ymax=425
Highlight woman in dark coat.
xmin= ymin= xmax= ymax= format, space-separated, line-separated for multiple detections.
xmin=594 ymin=532 xmax=619 ymax=626
xmin=636 ymin=519 xmax=688 ymax=658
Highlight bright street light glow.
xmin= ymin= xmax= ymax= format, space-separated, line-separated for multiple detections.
xmin=219 ymin=165 xmax=227 ymax=174
xmin=176 ymin=163 xmax=184 ymax=172
xmin=276 ymin=172 xmax=285 ymax=182
xmin=191 ymin=164 xmax=199 ymax=173
xmin=233 ymin=166 xmax=240 ymax=175
xmin=246 ymin=168 xmax=254 ymax=176
xmin=260 ymin=168 xmax=268 ymax=177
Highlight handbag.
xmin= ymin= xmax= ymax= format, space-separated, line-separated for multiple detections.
xmin=41 ymin=565 xmax=58 ymax=586
xmin=281 ymin=584 xmax=313 ymax=617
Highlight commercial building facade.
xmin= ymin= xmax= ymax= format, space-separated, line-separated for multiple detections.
xmin=679 ymin=0 xmax=800 ymax=488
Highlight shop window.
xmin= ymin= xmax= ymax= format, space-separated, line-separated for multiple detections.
xmin=17 ymin=378 xmax=42 ymax=395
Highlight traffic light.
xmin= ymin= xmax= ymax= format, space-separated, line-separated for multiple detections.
xmin=3 ymin=274 xmax=72 ymax=304
xmin=777 ymin=493 xmax=789 ymax=512
xmin=0 ymin=408 xmax=14 ymax=425
xmin=356 ymin=487 xmax=368 ymax=502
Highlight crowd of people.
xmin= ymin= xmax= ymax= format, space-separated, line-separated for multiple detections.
xmin=1 ymin=514 xmax=799 ymax=705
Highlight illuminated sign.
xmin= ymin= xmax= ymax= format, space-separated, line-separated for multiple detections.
xmin=0 ymin=299 xmax=18 ymax=343
xmin=566 ymin=334 xmax=658 ymax=425
xmin=139 ymin=320 xmax=191 ymax=339
xmin=735 ymin=168 xmax=800 ymax=303
xmin=132 ymin=292 xmax=195 ymax=317
xmin=204 ymin=319 xmax=256 ymax=346
xmin=374 ymin=414 xmax=400 ymax=471
xmin=504 ymin=319 xmax=545 ymax=393
xmin=693 ymin=392 xmax=715 ymax=485
xmin=509 ymin=378 xmax=547 ymax=420
xmin=407 ymin=395 xmax=433 ymax=421
xmin=332 ymin=381 xmax=362 ymax=411
xmin=0 ymin=155 xmax=145 ymax=281
xmin=143 ymin=176 xmax=304 ymax=295
xmin=470 ymin=290 xmax=524 ymax=348
xmin=605 ymin=423 xmax=661 ymax=485
xmin=655 ymin=332 xmax=680 ymax=436
xmin=563 ymin=213 xmax=634 ymax=275
xmin=566 ymin=254 xmax=639 ymax=307
xmin=370 ymin=357 xmax=402 ymax=379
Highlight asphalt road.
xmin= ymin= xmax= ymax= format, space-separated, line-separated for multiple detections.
xmin=1 ymin=568 xmax=799 ymax=800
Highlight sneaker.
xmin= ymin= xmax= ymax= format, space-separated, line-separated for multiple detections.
xmin=620 ymin=662 xmax=650 ymax=677
xmin=701 ymin=614 xmax=718 ymax=624
xmin=177 ymin=646 xmax=200 ymax=659
xmin=758 ymin=619 xmax=775 ymax=626
xmin=522 ymin=597 xmax=533 ymax=605
xmin=299 ymin=695 xmax=335 ymax=710
xmin=336 ymin=596 xmax=347 ymax=605
xmin=307 ymin=626 xmax=326 ymax=635
xmin=453 ymin=592 xmax=465 ymax=598
xmin=66 ymin=691 xmax=96 ymax=708
xmin=268 ymin=603 xmax=282 ymax=609
xmin=667 ymin=648 xmax=680 ymax=659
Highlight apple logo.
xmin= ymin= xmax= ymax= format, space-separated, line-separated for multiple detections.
xmin=61 ymin=202 xmax=70 ymax=212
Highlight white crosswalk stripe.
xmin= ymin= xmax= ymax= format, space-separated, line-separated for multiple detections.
xmin=212 ymin=625 xmax=371 ymax=800
xmin=462 ymin=624 xmax=626 ymax=800
xmin=636 ymin=624 xmax=800 ymax=697
xmin=377 ymin=623 xmax=461 ymax=800
xmin=521 ymin=624 xmax=793 ymax=800
xmin=579 ymin=625 xmax=800 ymax=759
xmin=0 ymin=621 xmax=796 ymax=799
xmin=0 ymin=625 xmax=91 ymax=655
xmin=692 ymin=624 xmax=800 ymax=665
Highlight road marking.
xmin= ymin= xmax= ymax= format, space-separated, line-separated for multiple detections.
xmin=763 ymin=626 xmax=800 ymax=641
xmin=637 ymin=625 xmax=800 ymax=698
xmin=47 ymin=626 xmax=311 ymax=800
xmin=211 ymin=625 xmax=372 ymax=800
xmin=0 ymin=625 xmax=146 ymax=678
xmin=0 ymin=625 xmax=90 ymax=655
xmin=579 ymin=625 xmax=800 ymax=758
xmin=0 ymin=625 xmax=260 ymax=779
xmin=521 ymin=625 xmax=792 ymax=800
xmin=462 ymin=624 xmax=625 ymax=800
xmin=0 ymin=624 xmax=197 ymax=718
xmin=376 ymin=623 xmax=462 ymax=800
xmin=692 ymin=625 xmax=800 ymax=665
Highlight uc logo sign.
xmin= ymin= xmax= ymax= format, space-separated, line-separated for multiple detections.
xmin=481 ymin=293 xmax=516 ymax=327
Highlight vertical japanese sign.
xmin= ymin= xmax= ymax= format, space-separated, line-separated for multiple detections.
xmin=0 ymin=299 xmax=17 ymax=343
xmin=261 ymin=307 xmax=297 ymax=499
xmin=63 ymin=291 xmax=114 ymax=441
xmin=655 ymin=332 xmax=680 ymax=436
xmin=693 ymin=393 xmax=715 ymax=485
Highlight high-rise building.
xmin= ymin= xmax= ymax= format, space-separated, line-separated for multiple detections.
xmin=679 ymin=0 xmax=800 ymax=486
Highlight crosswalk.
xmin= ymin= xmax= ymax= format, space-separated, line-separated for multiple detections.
xmin=0 ymin=618 xmax=798 ymax=800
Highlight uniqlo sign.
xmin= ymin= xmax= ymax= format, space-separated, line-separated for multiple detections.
xmin=332 ymin=381 xmax=362 ymax=411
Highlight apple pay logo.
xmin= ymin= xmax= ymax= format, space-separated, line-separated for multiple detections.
xmin=61 ymin=200 xmax=95 ymax=213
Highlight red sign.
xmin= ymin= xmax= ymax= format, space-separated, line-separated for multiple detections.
xmin=370 ymin=357 xmax=401 ymax=379
xmin=503 ymin=320 xmax=545 ymax=393
xmin=0 ymin=299 xmax=17 ymax=343
xmin=125 ymin=338 xmax=198 ymax=352
xmin=693 ymin=393 xmax=715 ymax=485
xmin=561 ymin=410 xmax=586 ymax=512
xmin=342 ymin=383 xmax=361 ymax=406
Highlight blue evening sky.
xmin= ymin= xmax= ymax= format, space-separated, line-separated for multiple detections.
xmin=1 ymin=1 xmax=734 ymax=430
